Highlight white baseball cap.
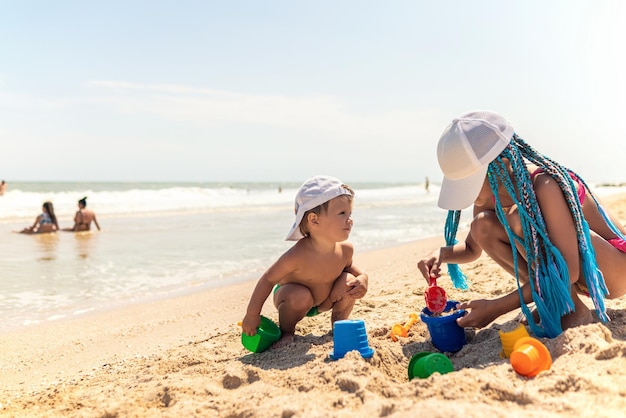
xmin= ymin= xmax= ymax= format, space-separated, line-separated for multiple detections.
xmin=286 ymin=175 xmax=354 ymax=241
xmin=437 ymin=110 xmax=514 ymax=210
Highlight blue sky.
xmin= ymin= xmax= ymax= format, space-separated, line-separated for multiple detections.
xmin=1 ymin=1 xmax=624 ymax=183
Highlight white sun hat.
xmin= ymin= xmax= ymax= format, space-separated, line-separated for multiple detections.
xmin=437 ymin=110 xmax=515 ymax=210
xmin=286 ymin=175 xmax=353 ymax=241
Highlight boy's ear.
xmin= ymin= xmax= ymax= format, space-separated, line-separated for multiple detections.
xmin=307 ymin=212 xmax=319 ymax=226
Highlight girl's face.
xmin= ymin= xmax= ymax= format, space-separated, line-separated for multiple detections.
xmin=474 ymin=164 xmax=516 ymax=210
xmin=473 ymin=176 xmax=494 ymax=208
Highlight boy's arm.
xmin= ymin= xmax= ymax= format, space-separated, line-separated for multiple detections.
xmin=343 ymin=263 xmax=368 ymax=299
xmin=241 ymin=253 xmax=295 ymax=335
xmin=341 ymin=242 xmax=368 ymax=299
xmin=241 ymin=277 xmax=275 ymax=335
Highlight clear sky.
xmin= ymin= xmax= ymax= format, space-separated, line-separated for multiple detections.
xmin=1 ymin=0 xmax=624 ymax=183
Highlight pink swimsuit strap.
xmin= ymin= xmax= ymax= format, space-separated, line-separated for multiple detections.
xmin=530 ymin=168 xmax=585 ymax=205
xmin=608 ymin=237 xmax=626 ymax=253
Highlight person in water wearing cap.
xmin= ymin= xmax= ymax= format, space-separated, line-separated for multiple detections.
xmin=63 ymin=197 xmax=101 ymax=232
xmin=242 ymin=175 xmax=369 ymax=349
xmin=417 ymin=111 xmax=626 ymax=338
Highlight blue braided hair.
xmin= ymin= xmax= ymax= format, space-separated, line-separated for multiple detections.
xmin=444 ymin=133 xmax=611 ymax=337
xmin=444 ymin=210 xmax=469 ymax=290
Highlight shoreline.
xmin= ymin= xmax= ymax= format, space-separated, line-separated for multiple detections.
xmin=0 ymin=236 xmax=445 ymax=394
xmin=0 ymin=232 xmax=442 ymax=335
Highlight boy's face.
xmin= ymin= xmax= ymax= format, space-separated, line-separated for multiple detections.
xmin=317 ymin=196 xmax=353 ymax=241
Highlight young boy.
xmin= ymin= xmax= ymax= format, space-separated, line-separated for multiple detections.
xmin=242 ymin=175 xmax=369 ymax=349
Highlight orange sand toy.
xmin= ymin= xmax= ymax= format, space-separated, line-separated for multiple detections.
xmin=510 ymin=336 xmax=552 ymax=377
xmin=390 ymin=313 xmax=418 ymax=341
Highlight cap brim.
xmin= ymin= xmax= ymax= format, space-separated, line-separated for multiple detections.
xmin=437 ymin=167 xmax=488 ymax=210
xmin=285 ymin=211 xmax=306 ymax=241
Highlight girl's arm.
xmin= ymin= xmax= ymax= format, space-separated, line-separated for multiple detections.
xmin=30 ymin=215 xmax=43 ymax=230
xmin=417 ymin=224 xmax=483 ymax=282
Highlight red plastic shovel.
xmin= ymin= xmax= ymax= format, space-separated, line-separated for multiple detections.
xmin=424 ymin=276 xmax=447 ymax=314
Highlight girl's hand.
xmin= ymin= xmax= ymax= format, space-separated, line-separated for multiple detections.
xmin=417 ymin=249 xmax=443 ymax=285
xmin=455 ymin=299 xmax=500 ymax=329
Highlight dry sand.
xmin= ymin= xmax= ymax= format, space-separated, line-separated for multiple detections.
xmin=1 ymin=195 xmax=626 ymax=418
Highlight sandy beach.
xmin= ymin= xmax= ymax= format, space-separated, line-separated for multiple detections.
xmin=1 ymin=195 xmax=626 ymax=418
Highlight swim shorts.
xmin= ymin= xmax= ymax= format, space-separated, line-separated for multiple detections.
xmin=273 ymin=284 xmax=320 ymax=317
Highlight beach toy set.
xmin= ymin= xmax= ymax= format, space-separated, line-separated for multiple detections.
xmin=499 ymin=325 xmax=552 ymax=377
xmin=402 ymin=280 xmax=552 ymax=380
xmin=239 ymin=293 xmax=549 ymax=380
xmin=239 ymin=316 xmax=376 ymax=359
xmin=387 ymin=282 xmax=464 ymax=380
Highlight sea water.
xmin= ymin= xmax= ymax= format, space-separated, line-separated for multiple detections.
xmin=0 ymin=181 xmax=624 ymax=332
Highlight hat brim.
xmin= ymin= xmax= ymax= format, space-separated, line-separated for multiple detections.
xmin=285 ymin=211 xmax=306 ymax=241
xmin=438 ymin=166 xmax=488 ymax=210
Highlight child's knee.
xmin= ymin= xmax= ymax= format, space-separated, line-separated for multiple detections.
xmin=274 ymin=283 xmax=315 ymax=311
xmin=471 ymin=211 xmax=509 ymax=244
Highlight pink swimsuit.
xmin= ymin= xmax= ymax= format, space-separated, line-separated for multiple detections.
xmin=608 ymin=237 xmax=626 ymax=253
xmin=530 ymin=168 xmax=586 ymax=204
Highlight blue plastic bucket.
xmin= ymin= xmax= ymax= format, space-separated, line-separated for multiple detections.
xmin=420 ymin=300 xmax=467 ymax=353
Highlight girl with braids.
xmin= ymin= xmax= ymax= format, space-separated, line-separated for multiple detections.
xmin=417 ymin=111 xmax=626 ymax=338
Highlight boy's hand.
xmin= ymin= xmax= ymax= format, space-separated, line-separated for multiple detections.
xmin=241 ymin=314 xmax=260 ymax=336
xmin=347 ymin=274 xmax=368 ymax=299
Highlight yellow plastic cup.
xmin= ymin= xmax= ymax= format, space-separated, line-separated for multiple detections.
xmin=499 ymin=324 xmax=529 ymax=358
